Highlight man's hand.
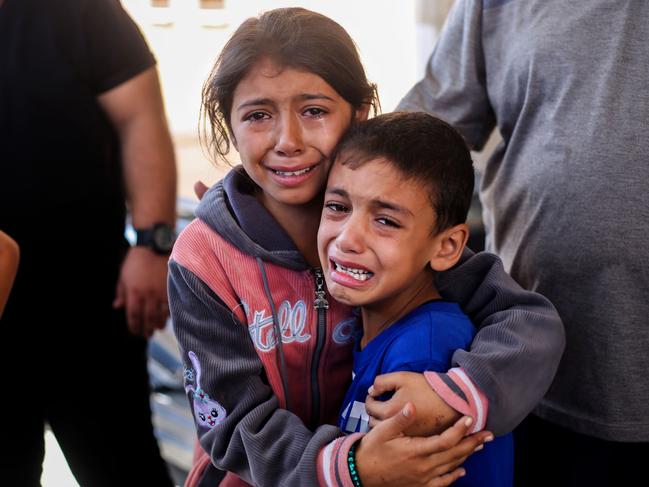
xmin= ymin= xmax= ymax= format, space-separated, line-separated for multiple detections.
xmin=366 ymin=371 xmax=461 ymax=436
xmin=356 ymin=403 xmax=493 ymax=487
xmin=113 ymin=247 xmax=169 ymax=338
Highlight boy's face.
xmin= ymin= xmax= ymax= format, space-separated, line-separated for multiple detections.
xmin=318 ymin=158 xmax=441 ymax=312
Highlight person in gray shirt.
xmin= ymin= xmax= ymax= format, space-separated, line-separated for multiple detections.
xmin=397 ymin=1 xmax=649 ymax=486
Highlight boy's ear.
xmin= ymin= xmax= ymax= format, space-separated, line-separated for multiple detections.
xmin=354 ymin=103 xmax=371 ymax=122
xmin=429 ymin=223 xmax=469 ymax=272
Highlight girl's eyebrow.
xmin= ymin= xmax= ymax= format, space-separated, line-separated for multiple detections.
xmin=236 ymin=98 xmax=274 ymax=111
xmin=296 ymin=93 xmax=336 ymax=102
xmin=236 ymin=93 xmax=336 ymax=112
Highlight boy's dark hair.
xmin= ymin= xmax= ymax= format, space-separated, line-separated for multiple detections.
xmin=201 ymin=7 xmax=379 ymax=164
xmin=334 ymin=112 xmax=475 ymax=233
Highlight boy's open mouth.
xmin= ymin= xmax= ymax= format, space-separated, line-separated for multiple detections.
xmin=332 ymin=260 xmax=374 ymax=281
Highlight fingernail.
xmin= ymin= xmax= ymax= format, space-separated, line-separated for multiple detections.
xmin=464 ymin=417 xmax=473 ymax=428
xmin=459 ymin=469 xmax=466 ymax=477
xmin=484 ymin=435 xmax=494 ymax=442
xmin=474 ymin=444 xmax=484 ymax=452
xmin=403 ymin=405 xmax=411 ymax=417
xmin=368 ymin=385 xmax=374 ymax=395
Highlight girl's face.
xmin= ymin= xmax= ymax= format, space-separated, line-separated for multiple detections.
xmin=230 ymin=57 xmax=368 ymax=216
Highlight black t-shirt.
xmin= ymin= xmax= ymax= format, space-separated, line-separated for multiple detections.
xmin=0 ymin=0 xmax=155 ymax=256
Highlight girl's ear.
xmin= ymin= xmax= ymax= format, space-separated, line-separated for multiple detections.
xmin=354 ymin=103 xmax=371 ymax=122
xmin=429 ymin=223 xmax=469 ymax=272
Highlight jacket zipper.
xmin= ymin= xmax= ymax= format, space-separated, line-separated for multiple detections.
xmin=311 ymin=267 xmax=329 ymax=427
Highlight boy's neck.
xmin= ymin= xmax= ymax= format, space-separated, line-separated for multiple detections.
xmin=360 ymin=276 xmax=441 ymax=349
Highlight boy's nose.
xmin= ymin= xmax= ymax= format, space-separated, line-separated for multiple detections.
xmin=336 ymin=219 xmax=366 ymax=254
xmin=274 ymin=115 xmax=304 ymax=156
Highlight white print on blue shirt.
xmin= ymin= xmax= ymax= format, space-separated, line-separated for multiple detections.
xmin=341 ymin=400 xmax=370 ymax=433
xmin=242 ymin=300 xmax=355 ymax=352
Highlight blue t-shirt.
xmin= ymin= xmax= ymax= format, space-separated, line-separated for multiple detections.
xmin=339 ymin=301 xmax=513 ymax=487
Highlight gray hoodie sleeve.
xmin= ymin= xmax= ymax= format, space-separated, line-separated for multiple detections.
xmin=168 ymin=260 xmax=347 ymax=486
xmin=435 ymin=249 xmax=565 ymax=435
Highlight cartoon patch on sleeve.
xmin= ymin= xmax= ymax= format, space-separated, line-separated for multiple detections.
xmin=185 ymin=351 xmax=227 ymax=430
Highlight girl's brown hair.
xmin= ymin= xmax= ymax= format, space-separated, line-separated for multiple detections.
xmin=201 ymin=7 xmax=380 ymax=164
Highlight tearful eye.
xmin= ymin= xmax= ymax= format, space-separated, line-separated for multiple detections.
xmin=325 ymin=202 xmax=348 ymax=213
xmin=211 ymin=408 xmax=219 ymax=417
xmin=377 ymin=217 xmax=400 ymax=228
xmin=245 ymin=111 xmax=269 ymax=122
xmin=304 ymin=107 xmax=326 ymax=117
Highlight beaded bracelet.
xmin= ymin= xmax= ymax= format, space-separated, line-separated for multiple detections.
xmin=347 ymin=440 xmax=364 ymax=487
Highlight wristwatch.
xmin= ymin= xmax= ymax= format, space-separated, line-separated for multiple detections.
xmin=134 ymin=223 xmax=177 ymax=255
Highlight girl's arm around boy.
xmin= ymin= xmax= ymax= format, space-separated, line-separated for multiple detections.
xmin=367 ymin=248 xmax=565 ymax=436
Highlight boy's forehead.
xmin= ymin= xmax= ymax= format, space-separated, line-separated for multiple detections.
xmin=327 ymin=158 xmax=433 ymax=212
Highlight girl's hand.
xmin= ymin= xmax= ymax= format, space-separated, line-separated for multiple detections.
xmin=356 ymin=404 xmax=492 ymax=487
xmin=366 ymin=371 xmax=460 ymax=436
xmin=194 ymin=180 xmax=209 ymax=200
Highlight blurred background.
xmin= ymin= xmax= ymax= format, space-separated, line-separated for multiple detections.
xmin=42 ymin=1 xmax=497 ymax=485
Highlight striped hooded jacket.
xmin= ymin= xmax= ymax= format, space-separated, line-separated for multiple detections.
xmin=168 ymin=167 xmax=565 ymax=486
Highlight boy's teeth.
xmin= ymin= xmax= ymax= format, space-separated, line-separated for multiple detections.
xmin=273 ymin=166 xmax=312 ymax=176
xmin=334 ymin=262 xmax=373 ymax=281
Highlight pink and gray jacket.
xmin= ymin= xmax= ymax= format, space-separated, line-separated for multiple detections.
xmin=168 ymin=167 xmax=565 ymax=486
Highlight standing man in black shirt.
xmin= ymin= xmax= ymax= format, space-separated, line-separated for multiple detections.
xmin=0 ymin=0 xmax=176 ymax=485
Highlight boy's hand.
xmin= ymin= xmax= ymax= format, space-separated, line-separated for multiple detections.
xmin=366 ymin=371 xmax=460 ymax=436
xmin=356 ymin=404 xmax=492 ymax=486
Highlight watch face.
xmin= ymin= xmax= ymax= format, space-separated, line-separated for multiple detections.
xmin=152 ymin=224 xmax=176 ymax=253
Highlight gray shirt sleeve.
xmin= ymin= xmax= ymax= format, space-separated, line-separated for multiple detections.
xmin=398 ymin=0 xmax=496 ymax=150
xmin=436 ymin=249 xmax=565 ymax=435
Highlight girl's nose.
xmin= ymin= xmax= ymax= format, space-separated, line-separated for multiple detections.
xmin=274 ymin=115 xmax=304 ymax=156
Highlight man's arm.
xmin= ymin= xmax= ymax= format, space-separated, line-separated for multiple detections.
xmin=98 ymin=67 xmax=177 ymax=337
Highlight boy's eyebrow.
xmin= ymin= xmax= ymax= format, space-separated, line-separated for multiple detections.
xmin=326 ymin=187 xmax=414 ymax=216
xmin=326 ymin=187 xmax=349 ymax=198
xmin=371 ymin=199 xmax=414 ymax=217
xmin=236 ymin=93 xmax=336 ymax=111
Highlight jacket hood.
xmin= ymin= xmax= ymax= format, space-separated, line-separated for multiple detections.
xmin=195 ymin=166 xmax=309 ymax=271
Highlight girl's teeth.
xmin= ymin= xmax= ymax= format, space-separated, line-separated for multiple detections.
xmin=334 ymin=262 xmax=373 ymax=281
xmin=273 ymin=166 xmax=312 ymax=176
